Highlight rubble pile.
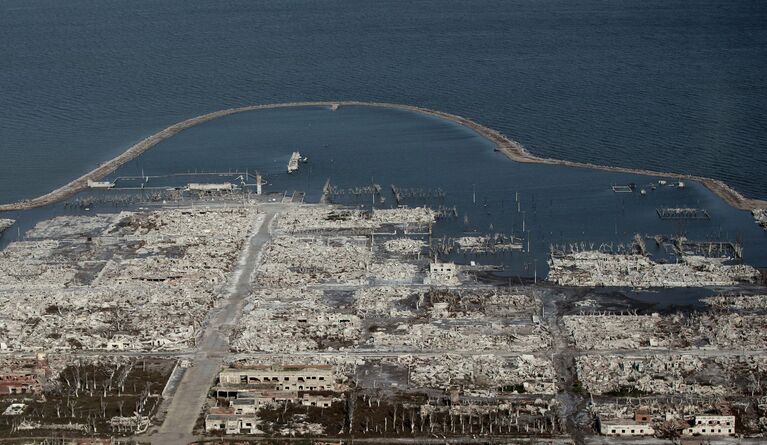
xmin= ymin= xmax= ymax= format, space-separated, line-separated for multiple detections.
xmin=276 ymin=205 xmax=434 ymax=233
xmin=753 ymin=209 xmax=767 ymax=230
xmin=683 ymin=313 xmax=767 ymax=350
xmin=99 ymin=208 xmax=253 ymax=287
xmin=564 ymin=314 xmax=672 ymax=350
xmin=393 ymin=354 xmax=556 ymax=393
xmin=352 ymin=287 xmax=417 ymax=317
xmin=257 ymin=236 xmax=371 ymax=286
xmin=578 ymin=354 xmax=767 ymax=397
xmin=548 ymin=251 xmax=759 ymax=287
xmin=0 ymin=218 xmax=15 ymax=235
xmin=565 ymin=313 xmax=767 ymax=350
xmin=455 ymin=236 xmax=490 ymax=249
xmin=704 ymin=294 xmax=767 ymax=311
xmin=367 ymin=322 xmax=550 ymax=352
xmin=428 ymin=289 xmax=541 ymax=318
xmin=0 ymin=284 xmax=210 ymax=351
xmin=273 ymin=420 xmax=325 ymax=436
xmin=369 ymin=260 xmax=419 ymax=282
xmin=0 ymin=240 xmax=81 ymax=286
xmin=382 ymin=238 xmax=426 ymax=255
xmin=232 ymin=289 xmax=361 ymax=352
xmin=575 ymin=355 xmax=727 ymax=396
xmin=370 ymin=207 xmax=435 ymax=225
xmin=0 ymin=207 xmax=257 ymax=351
xmin=27 ymin=215 xmax=117 ymax=239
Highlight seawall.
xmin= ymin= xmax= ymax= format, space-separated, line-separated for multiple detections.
xmin=1 ymin=101 xmax=764 ymax=212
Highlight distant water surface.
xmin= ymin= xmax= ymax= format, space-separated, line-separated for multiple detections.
xmin=1 ymin=0 xmax=766 ymax=205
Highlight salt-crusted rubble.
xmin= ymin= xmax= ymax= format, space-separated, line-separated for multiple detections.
xmin=257 ymin=236 xmax=371 ymax=286
xmin=383 ymin=238 xmax=426 ymax=255
xmin=753 ymin=209 xmax=767 ymax=231
xmin=232 ymin=287 xmax=550 ymax=353
xmin=577 ymin=354 xmax=767 ymax=396
xmin=705 ymin=294 xmax=767 ymax=311
xmin=0 ymin=285 xmax=210 ymax=351
xmin=0 ymin=218 xmax=15 ymax=235
xmin=564 ymin=313 xmax=767 ymax=351
xmin=352 ymin=287 xmax=417 ymax=318
xmin=258 ymin=205 xmax=440 ymax=287
xmin=368 ymin=322 xmax=550 ymax=352
xmin=576 ymin=355 xmax=723 ymax=396
xmin=26 ymin=215 xmax=117 ymax=239
xmin=548 ymin=251 xmax=759 ymax=287
xmin=232 ymin=288 xmax=361 ymax=353
xmin=369 ymin=260 xmax=420 ymax=283
xmin=564 ymin=314 xmax=671 ymax=350
xmin=391 ymin=354 xmax=556 ymax=393
xmin=276 ymin=205 xmax=435 ymax=233
xmin=0 ymin=207 xmax=257 ymax=351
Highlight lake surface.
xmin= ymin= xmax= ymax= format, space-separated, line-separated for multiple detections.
xmin=1 ymin=0 xmax=767 ymax=205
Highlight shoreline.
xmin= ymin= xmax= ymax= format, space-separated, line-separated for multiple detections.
xmin=0 ymin=100 xmax=764 ymax=212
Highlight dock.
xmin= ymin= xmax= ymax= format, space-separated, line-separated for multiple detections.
xmin=656 ymin=208 xmax=710 ymax=220
xmin=287 ymin=152 xmax=302 ymax=173
xmin=87 ymin=180 xmax=115 ymax=189
xmin=0 ymin=101 xmax=764 ymax=212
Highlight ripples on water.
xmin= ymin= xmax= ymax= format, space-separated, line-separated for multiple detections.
xmin=1 ymin=0 xmax=766 ymax=204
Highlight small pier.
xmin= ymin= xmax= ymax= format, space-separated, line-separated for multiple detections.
xmin=87 ymin=180 xmax=115 ymax=189
xmin=656 ymin=208 xmax=710 ymax=220
xmin=287 ymin=152 xmax=302 ymax=173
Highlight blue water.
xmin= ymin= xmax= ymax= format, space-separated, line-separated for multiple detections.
xmin=1 ymin=0 xmax=767 ymax=205
xmin=103 ymin=105 xmax=767 ymax=274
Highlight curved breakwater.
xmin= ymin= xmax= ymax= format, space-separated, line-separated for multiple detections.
xmin=0 ymin=101 xmax=764 ymax=212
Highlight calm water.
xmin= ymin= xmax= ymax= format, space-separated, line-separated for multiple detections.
xmin=1 ymin=0 xmax=767 ymax=205
xmin=105 ymin=105 xmax=767 ymax=274
xmin=1 ymin=105 xmax=765 ymax=282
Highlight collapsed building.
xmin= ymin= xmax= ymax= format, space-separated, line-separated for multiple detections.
xmin=548 ymin=251 xmax=759 ymax=287
xmin=0 ymin=208 xmax=257 ymax=352
xmin=576 ymin=354 xmax=729 ymax=396
xmin=383 ymin=238 xmax=426 ymax=255
xmin=276 ymin=205 xmax=435 ymax=233
xmin=206 ymin=364 xmax=341 ymax=435
xmin=390 ymin=354 xmax=556 ymax=393
xmin=563 ymin=312 xmax=767 ymax=351
xmin=704 ymin=294 xmax=767 ymax=311
xmin=232 ymin=288 xmax=361 ymax=353
xmin=0 ymin=353 xmax=50 ymax=395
